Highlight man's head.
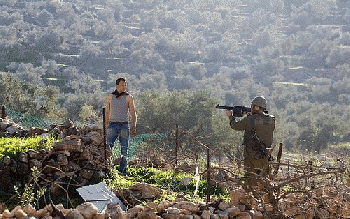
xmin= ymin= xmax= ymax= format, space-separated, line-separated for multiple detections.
xmin=116 ymin=77 xmax=127 ymax=92
xmin=116 ymin=77 xmax=126 ymax=85
xmin=251 ymin=96 xmax=267 ymax=112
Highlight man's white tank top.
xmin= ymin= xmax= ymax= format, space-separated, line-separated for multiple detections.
xmin=110 ymin=95 xmax=128 ymax=123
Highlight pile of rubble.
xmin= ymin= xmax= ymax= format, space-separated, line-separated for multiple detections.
xmin=1 ymin=183 xmax=349 ymax=219
xmin=0 ymin=185 xmax=265 ymax=219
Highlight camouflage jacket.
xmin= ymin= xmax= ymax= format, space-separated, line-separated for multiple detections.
xmin=229 ymin=113 xmax=275 ymax=148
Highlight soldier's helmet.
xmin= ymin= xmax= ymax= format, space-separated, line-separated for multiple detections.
xmin=251 ymin=96 xmax=267 ymax=109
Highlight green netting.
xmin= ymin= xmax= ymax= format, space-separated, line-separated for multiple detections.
xmin=4 ymin=106 xmax=49 ymax=129
xmin=3 ymin=107 xmax=167 ymax=159
xmin=112 ymin=132 xmax=168 ymax=159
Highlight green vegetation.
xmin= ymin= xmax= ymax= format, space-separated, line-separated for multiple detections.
xmin=13 ymin=167 xmax=46 ymax=208
xmin=0 ymin=137 xmax=229 ymax=209
xmin=0 ymin=136 xmax=58 ymax=159
xmin=109 ymin=166 xmax=230 ymax=203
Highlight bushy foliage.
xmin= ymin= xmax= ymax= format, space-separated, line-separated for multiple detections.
xmin=0 ymin=136 xmax=58 ymax=159
xmin=109 ymin=166 xmax=230 ymax=202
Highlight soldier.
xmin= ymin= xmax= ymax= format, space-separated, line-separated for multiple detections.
xmin=105 ymin=77 xmax=137 ymax=176
xmin=226 ymin=96 xmax=275 ymax=189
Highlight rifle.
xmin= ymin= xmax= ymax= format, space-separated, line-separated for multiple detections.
xmin=215 ymin=104 xmax=268 ymax=117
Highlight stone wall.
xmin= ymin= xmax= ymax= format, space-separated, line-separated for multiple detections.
xmin=0 ymin=118 xmax=109 ymax=191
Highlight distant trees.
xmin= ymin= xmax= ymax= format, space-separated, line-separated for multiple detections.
xmin=307 ymin=0 xmax=337 ymax=19
xmin=1 ymin=0 xmax=350 ymax=154
xmin=135 ymin=89 xmax=241 ymax=153
xmin=37 ymin=10 xmax=53 ymax=26
xmin=0 ymin=72 xmax=65 ymax=120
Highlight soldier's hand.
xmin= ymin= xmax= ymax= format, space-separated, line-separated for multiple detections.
xmin=225 ymin=110 xmax=232 ymax=117
xmin=130 ymin=126 xmax=137 ymax=136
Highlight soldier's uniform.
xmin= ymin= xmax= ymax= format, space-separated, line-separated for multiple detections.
xmin=230 ymin=113 xmax=275 ymax=176
xmin=228 ymin=96 xmax=275 ymax=189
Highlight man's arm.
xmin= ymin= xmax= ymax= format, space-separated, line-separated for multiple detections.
xmin=127 ymin=94 xmax=137 ymax=136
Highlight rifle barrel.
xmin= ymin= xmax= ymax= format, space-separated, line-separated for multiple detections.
xmin=215 ymin=105 xmax=234 ymax=110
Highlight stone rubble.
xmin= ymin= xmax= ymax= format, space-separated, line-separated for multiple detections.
xmin=1 ymin=183 xmax=349 ymax=219
xmin=0 ymin=118 xmax=109 ymax=190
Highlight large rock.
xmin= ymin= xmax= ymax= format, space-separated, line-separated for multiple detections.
xmin=0 ymin=163 xmax=11 ymax=187
xmin=53 ymin=138 xmax=83 ymax=153
xmin=81 ymin=131 xmax=103 ymax=145
xmin=57 ymin=153 xmax=69 ymax=165
xmin=0 ymin=119 xmax=11 ymax=130
xmin=27 ymin=149 xmax=41 ymax=159
xmin=230 ymin=187 xmax=247 ymax=206
xmin=237 ymin=212 xmax=252 ymax=219
xmin=157 ymin=200 xmax=171 ymax=213
xmin=227 ymin=206 xmax=241 ymax=218
xmin=129 ymin=183 xmax=163 ymax=200
xmin=18 ymin=152 xmax=29 ymax=163
xmin=230 ymin=187 xmax=257 ymax=209
xmin=127 ymin=205 xmax=144 ymax=218
xmin=218 ymin=201 xmax=231 ymax=211
xmin=35 ymin=208 xmax=50 ymax=218
xmin=201 ymin=210 xmax=211 ymax=219
xmin=61 ymin=161 xmax=80 ymax=172
xmin=2 ymin=209 xmax=11 ymax=218
xmin=79 ymin=169 xmax=94 ymax=180
xmin=42 ymin=160 xmax=60 ymax=174
xmin=163 ymin=207 xmax=181 ymax=219
xmin=66 ymin=209 xmax=84 ymax=219
xmin=248 ymin=210 xmax=263 ymax=219
xmin=16 ymin=162 xmax=30 ymax=175
xmin=76 ymin=202 xmax=99 ymax=219
xmin=10 ymin=206 xmax=23 ymax=218
xmin=173 ymin=201 xmax=199 ymax=214
xmin=104 ymin=203 xmax=129 ymax=219
xmin=137 ymin=209 xmax=160 ymax=219
xmin=6 ymin=125 xmax=21 ymax=135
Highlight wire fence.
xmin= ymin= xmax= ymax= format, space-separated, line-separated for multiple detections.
xmin=4 ymin=106 xmax=49 ymax=129
xmin=112 ymin=132 xmax=168 ymax=160
xmin=128 ymin=124 xmax=350 ymax=209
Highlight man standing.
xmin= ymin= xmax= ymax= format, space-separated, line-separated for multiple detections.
xmin=105 ymin=77 xmax=137 ymax=176
xmin=226 ymin=96 xmax=275 ymax=188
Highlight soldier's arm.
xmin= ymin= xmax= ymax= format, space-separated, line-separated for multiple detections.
xmin=230 ymin=116 xmax=250 ymax=131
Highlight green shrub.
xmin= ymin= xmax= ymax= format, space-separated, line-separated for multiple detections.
xmin=0 ymin=136 xmax=58 ymax=159
xmin=109 ymin=166 xmax=230 ymax=202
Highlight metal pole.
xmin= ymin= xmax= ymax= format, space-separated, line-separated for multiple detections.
xmin=175 ymin=124 xmax=179 ymax=166
xmin=1 ymin=106 xmax=6 ymax=119
xmin=207 ymin=147 xmax=210 ymax=203
xmin=103 ymin=107 xmax=107 ymax=173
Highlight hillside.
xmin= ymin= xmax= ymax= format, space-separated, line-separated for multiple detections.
xmin=1 ymin=0 xmax=350 ymax=163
